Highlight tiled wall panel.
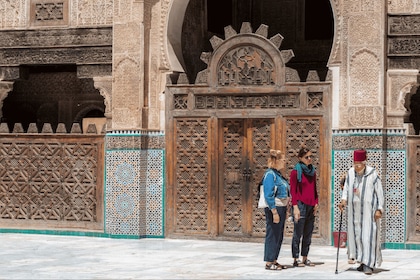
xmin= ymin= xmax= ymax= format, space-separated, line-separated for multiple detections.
xmin=105 ymin=132 xmax=165 ymax=238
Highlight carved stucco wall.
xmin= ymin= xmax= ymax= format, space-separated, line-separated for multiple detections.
xmin=112 ymin=0 xmax=168 ymax=130
xmin=387 ymin=1 xmax=420 ymax=130
xmin=329 ymin=0 xmax=418 ymax=129
xmin=334 ymin=1 xmax=385 ymax=128
xmin=0 ymin=0 xmax=28 ymax=28
xmin=388 ymin=0 xmax=420 ymax=13
xmin=0 ymin=0 xmax=113 ymax=29
xmin=387 ymin=70 xmax=418 ymax=128
xmin=2 ymin=0 xmax=420 ymax=131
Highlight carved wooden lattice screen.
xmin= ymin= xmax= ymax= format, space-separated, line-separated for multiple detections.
xmin=221 ymin=119 xmax=274 ymax=236
xmin=221 ymin=119 xmax=244 ymax=235
xmin=251 ymin=119 xmax=275 ymax=236
xmin=0 ymin=135 xmax=104 ymax=230
xmin=174 ymin=118 xmax=209 ymax=234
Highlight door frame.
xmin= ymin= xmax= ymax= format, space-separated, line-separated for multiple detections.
xmin=165 ymin=82 xmax=331 ymax=243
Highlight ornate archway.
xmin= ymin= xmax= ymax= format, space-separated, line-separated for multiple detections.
xmin=165 ymin=23 xmax=331 ymax=241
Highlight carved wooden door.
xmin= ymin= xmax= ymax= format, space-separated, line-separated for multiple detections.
xmin=219 ymin=118 xmax=278 ymax=237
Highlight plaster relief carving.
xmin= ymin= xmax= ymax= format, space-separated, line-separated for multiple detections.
xmin=0 ymin=48 xmax=112 ymax=65
xmin=349 ymin=16 xmax=379 ymax=45
xmin=113 ymin=57 xmax=141 ymax=129
xmin=387 ymin=116 xmax=405 ymax=127
xmin=0 ymin=28 xmax=112 ymax=49
xmin=348 ymin=106 xmax=383 ymax=127
xmin=388 ymin=0 xmax=413 ymax=13
xmin=387 ymin=69 xmax=418 ymax=112
xmin=327 ymin=0 xmax=342 ymax=65
xmin=339 ymin=107 xmax=350 ymax=128
xmin=389 ymin=15 xmax=420 ymax=35
xmin=113 ymin=108 xmax=138 ymax=129
xmin=93 ymin=76 xmax=112 ymax=118
xmin=387 ymin=69 xmax=418 ymax=128
xmin=344 ymin=1 xmax=362 ymax=13
xmin=0 ymin=0 xmax=27 ymax=28
xmin=0 ymin=81 xmax=14 ymax=119
xmin=159 ymin=0 xmax=171 ymax=70
xmin=389 ymin=38 xmax=420 ymax=55
xmin=71 ymin=0 xmax=113 ymax=26
xmin=350 ymin=49 xmax=380 ymax=106
xmin=0 ymin=67 xmax=20 ymax=81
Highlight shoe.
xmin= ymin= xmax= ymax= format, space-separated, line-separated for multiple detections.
xmin=274 ymin=262 xmax=287 ymax=269
xmin=265 ymin=263 xmax=282 ymax=270
xmin=348 ymin=258 xmax=356 ymax=264
xmin=363 ymin=265 xmax=373 ymax=275
xmin=303 ymin=259 xmax=315 ymax=266
xmin=293 ymin=260 xmax=305 ymax=267
xmin=357 ymin=263 xmax=364 ymax=271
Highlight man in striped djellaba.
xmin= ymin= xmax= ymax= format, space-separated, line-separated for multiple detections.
xmin=339 ymin=149 xmax=385 ymax=275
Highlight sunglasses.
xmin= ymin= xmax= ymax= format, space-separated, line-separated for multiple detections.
xmin=304 ymin=155 xmax=313 ymax=159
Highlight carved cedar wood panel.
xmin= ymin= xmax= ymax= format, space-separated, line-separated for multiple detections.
xmin=221 ymin=119 xmax=273 ymax=236
xmin=171 ymin=117 xmax=322 ymax=238
xmin=174 ymin=118 xmax=209 ymax=233
xmin=0 ymin=136 xmax=104 ymax=230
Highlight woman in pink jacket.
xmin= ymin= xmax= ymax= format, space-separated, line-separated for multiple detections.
xmin=290 ymin=147 xmax=318 ymax=267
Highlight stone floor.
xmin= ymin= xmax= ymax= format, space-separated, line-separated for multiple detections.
xmin=0 ymin=233 xmax=418 ymax=279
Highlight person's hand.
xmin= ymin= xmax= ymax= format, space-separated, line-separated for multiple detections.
xmin=272 ymin=208 xmax=280 ymax=224
xmin=338 ymin=200 xmax=347 ymax=212
xmin=374 ymin=210 xmax=382 ymax=221
xmin=339 ymin=174 xmax=346 ymax=190
xmin=313 ymin=204 xmax=319 ymax=216
xmin=293 ymin=205 xmax=300 ymax=222
xmin=273 ymin=213 xmax=280 ymax=224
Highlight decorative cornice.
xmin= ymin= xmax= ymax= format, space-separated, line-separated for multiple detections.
xmin=0 ymin=27 xmax=112 ymax=48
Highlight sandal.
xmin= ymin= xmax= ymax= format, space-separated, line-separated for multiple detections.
xmin=303 ymin=259 xmax=315 ymax=266
xmin=265 ymin=263 xmax=283 ymax=270
xmin=274 ymin=262 xmax=287 ymax=269
xmin=293 ymin=260 xmax=305 ymax=267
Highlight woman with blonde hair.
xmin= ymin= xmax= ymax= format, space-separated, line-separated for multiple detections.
xmin=262 ymin=149 xmax=290 ymax=270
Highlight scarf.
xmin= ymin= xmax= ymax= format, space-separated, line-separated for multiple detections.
xmin=293 ymin=162 xmax=316 ymax=194
xmin=294 ymin=162 xmax=316 ymax=182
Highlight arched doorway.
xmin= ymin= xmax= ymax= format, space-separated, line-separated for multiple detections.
xmin=165 ymin=22 xmax=331 ymax=241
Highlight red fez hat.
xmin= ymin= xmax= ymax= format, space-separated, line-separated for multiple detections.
xmin=353 ymin=149 xmax=366 ymax=161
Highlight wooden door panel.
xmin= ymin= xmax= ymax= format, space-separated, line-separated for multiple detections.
xmin=219 ymin=120 xmax=245 ymax=236
xmin=172 ymin=118 xmax=210 ymax=235
xmin=219 ymin=118 xmax=275 ymax=237
xmin=249 ymin=119 xmax=277 ymax=236
xmin=168 ymin=116 xmax=326 ymax=240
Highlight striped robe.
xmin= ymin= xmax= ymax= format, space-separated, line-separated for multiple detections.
xmin=342 ymin=166 xmax=384 ymax=268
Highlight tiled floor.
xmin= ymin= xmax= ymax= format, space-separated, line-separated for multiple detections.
xmin=0 ymin=233 xmax=418 ymax=279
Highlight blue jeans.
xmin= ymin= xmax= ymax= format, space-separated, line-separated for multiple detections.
xmin=264 ymin=206 xmax=287 ymax=262
xmin=291 ymin=201 xmax=315 ymax=259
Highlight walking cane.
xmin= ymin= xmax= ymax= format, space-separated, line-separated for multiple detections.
xmin=335 ymin=210 xmax=343 ymax=274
